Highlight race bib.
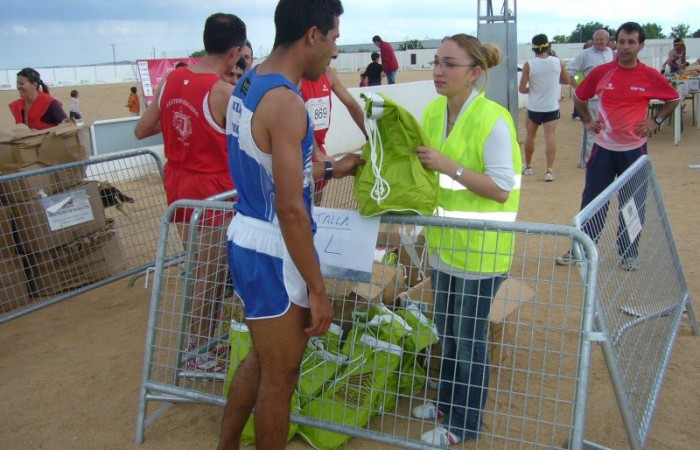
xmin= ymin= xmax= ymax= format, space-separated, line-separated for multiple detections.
xmin=305 ymin=96 xmax=331 ymax=131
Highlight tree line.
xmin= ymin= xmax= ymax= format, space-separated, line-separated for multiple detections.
xmin=551 ymin=22 xmax=700 ymax=44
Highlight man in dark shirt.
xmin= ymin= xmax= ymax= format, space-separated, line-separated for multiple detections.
xmin=365 ymin=52 xmax=383 ymax=86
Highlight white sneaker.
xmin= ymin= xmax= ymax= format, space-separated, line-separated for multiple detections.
xmin=420 ymin=426 xmax=461 ymax=446
xmin=412 ymin=401 xmax=444 ymax=420
xmin=522 ymin=166 xmax=533 ymax=176
xmin=544 ymin=170 xmax=555 ymax=182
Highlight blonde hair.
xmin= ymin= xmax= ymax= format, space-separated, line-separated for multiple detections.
xmin=443 ymin=33 xmax=501 ymax=88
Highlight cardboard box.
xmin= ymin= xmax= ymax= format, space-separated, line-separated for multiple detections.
xmin=12 ymin=181 xmax=107 ymax=254
xmin=26 ymin=228 xmax=126 ymax=297
xmin=0 ymin=205 xmax=17 ymax=258
xmin=0 ymin=122 xmax=87 ymax=202
xmin=396 ymin=276 xmax=433 ymax=315
xmin=0 ymin=122 xmax=88 ymax=166
xmin=351 ymin=261 xmax=407 ymax=305
xmin=376 ymin=224 xmax=428 ymax=287
xmin=0 ymin=162 xmax=86 ymax=203
xmin=0 ymin=254 xmax=30 ymax=313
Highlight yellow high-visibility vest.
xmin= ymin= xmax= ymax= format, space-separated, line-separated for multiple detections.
xmin=422 ymin=93 xmax=521 ymax=274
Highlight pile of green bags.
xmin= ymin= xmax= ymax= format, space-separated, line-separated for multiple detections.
xmin=223 ymin=305 xmax=439 ymax=449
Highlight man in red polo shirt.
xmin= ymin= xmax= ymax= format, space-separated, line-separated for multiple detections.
xmin=372 ymin=35 xmax=399 ymax=84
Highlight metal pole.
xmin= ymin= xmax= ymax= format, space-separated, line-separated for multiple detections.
xmin=111 ymin=43 xmax=117 ymax=78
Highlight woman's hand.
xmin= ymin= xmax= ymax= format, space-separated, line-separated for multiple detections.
xmin=415 ymin=145 xmax=450 ymax=173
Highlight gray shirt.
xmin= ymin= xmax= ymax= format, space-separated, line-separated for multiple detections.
xmin=567 ymin=46 xmax=614 ymax=79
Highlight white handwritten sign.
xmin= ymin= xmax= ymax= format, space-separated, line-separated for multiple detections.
xmin=313 ymin=207 xmax=380 ymax=282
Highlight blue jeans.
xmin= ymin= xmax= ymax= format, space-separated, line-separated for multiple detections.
xmin=386 ymin=71 xmax=397 ymax=84
xmin=580 ymin=144 xmax=647 ymax=258
xmin=431 ymin=269 xmax=504 ymax=439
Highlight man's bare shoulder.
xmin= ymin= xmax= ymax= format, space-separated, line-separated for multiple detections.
xmin=259 ymin=85 xmax=305 ymax=113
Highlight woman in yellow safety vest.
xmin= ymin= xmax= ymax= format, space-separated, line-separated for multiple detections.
xmin=412 ymin=34 xmax=522 ymax=446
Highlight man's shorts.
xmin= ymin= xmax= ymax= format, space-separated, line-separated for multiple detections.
xmin=226 ymin=214 xmax=310 ymax=320
xmin=526 ymin=109 xmax=560 ymax=125
xmin=164 ymin=163 xmax=234 ymax=226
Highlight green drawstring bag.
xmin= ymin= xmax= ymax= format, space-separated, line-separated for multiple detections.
xmin=240 ymin=394 xmax=301 ymax=445
xmin=297 ymin=333 xmax=403 ymax=450
xmin=354 ymin=92 xmax=438 ymax=216
xmin=298 ymin=335 xmax=348 ymax=408
xmin=342 ymin=304 xmax=414 ymax=414
xmin=395 ymin=304 xmax=440 ymax=396
xmin=224 ymin=320 xmax=252 ymax=397
xmin=343 ymin=304 xmax=413 ymax=350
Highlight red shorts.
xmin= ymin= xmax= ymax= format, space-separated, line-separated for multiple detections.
xmin=164 ymin=163 xmax=234 ymax=226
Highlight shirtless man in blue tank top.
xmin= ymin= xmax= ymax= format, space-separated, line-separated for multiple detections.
xmin=217 ymin=1 xmax=361 ymax=448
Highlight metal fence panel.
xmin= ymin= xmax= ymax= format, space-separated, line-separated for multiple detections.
xmin=0 ymin=149 xmax=181 ymax=323
xmin=136 ymin=196 xmax=600 ymax=449
xmin=572 ymin=155 xmax=698 ymax=450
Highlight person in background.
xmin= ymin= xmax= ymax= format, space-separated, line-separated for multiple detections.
xmin=69 ymin=89 xmax=82 ymax=121
xmin=222 ymin=57 xmax=247 ymax=86
xmin=571 ymin=40 xmax=594 ymax=120
xmin=9 ymin=68 xmax=66 ymax=130
xmin=365 ymin=51 xmax=383 ymax=86
xmin=662 ymin=38 xmax=689 ymax=74
xmin=217 ymin=1 xmax=361 ymax=448
xmin=175 ymin=61 xmax=189 ymax=68
xmin=556 ymin=22 xmax=680 ymax=270
xmin=607 ymin=37 xmax=618 ymax=58
xmin=301 ymin=62 xmax=368 ymax=204
xmin=359 ymin=72 xmax=369 ymax=87
xmin=134 ymin=13 xmax=247 ymax=373
xmin=240 ymin=40 xmax=254 ymax=70
xmin=411 ymin=33 xmax=521 ymax=446
xmin=519 ymin=33 xmax=569 ymax=182
xmin=372 ymin=35 xmax=398 ymax=84
xmin=567 ymin=29 xmax=614 ymax=168
xmin=126 ymin=86 xmax=140 ymax=116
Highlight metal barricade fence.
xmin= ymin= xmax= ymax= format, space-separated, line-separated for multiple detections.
xmin=136 ymin=197 xmax=602 ymax=449
xmin=571 ymin=155 xmax=698 ymax=450
xmin=0 ymin=149 xmax=180 ymax=323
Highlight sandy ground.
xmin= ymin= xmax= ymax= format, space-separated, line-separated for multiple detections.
xmin=1 ymin=71 xmax=700 ymax=449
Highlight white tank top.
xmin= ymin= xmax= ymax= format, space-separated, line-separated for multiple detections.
xmin=527 ymin=56 xmax=562 ymax=112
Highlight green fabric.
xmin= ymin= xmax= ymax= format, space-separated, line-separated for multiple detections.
xmin=298 ymin=338 xmax=348 ymax=408
xmin=224 ymin=320 xmax=252 ymax=397
xmin=225 ymin=324 xmax=345 ymax=444
xmin=354 ymin=92 xmax=437 ymax=216
xmin=297 ymin=333 xmax=403 ymax=450
xmin=422 ymin=93 xmax=521 ymax=273
xmin=395 ymin=304 xmax=439 ymax=396
xmin=241 ymin=394 xmax=300 ymax=445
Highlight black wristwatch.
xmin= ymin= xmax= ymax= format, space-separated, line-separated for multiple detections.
xmin=654 ymin=116 xmax=664 ymax=126
xmin=323 ymin=161 xmax=334 ymax=180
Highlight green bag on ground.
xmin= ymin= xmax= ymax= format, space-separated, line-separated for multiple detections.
xmin=224 ymin=320 xmax=252 ymax=397
xmin=395 ymin=304 xmax=440 ymax=396
xmin=297 ymin=333 xmax=404 ymax=450
xmin=298 ymin=334 xmax=348 ymax=408
xmin=354 ymin=92 xmax=437 ymax=216
xmin=342 ymin=304 xmax=414 ymax=413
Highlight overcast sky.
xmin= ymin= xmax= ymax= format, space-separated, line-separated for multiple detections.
xmin=1 ymin=1 xmax=698 ymax=69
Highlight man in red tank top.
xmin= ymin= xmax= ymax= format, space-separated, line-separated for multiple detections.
xmin=301 ymin=64 xmax=368 ymax=203
xmin=135 ymin=13 xmax=247 ymax=371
